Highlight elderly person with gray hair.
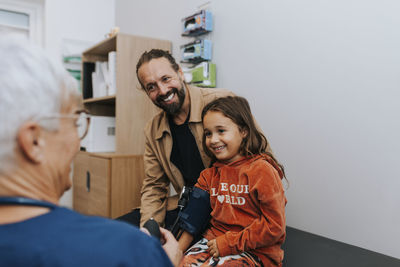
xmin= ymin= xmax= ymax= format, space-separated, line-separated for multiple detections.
xmin=0 ymin=37 xmax=182 ymax=267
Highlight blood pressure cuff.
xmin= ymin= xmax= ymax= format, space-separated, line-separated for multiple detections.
xmin=178 ymin=187 xmax=212 ymax=236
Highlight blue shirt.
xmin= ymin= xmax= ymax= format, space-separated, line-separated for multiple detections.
xmin=0 ymin=206 xmax=173 ymax=267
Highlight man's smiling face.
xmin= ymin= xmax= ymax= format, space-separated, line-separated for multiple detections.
xmin=138 ymin=57 xmax=186 ymax=115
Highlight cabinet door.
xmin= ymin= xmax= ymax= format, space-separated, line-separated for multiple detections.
xmin=73 ymin=153 xmax=90 ymax=214
xmin=73 ymin=153 xmax=111 ymax=217
xmin=87 ymin=156 xmax=110 ymax=217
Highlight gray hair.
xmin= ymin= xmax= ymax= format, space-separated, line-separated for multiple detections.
xmin=0 ymin=36 xmax=79 ymax=174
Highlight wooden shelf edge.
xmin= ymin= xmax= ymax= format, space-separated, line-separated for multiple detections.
xmin=83 ymin=95 xmax=116 ymax=104
xmin=83 ymin=35 xmax=117 ymax=55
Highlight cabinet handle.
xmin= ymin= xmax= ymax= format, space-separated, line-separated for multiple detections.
xmin=86 ymin=171 xmax=91 ymax=192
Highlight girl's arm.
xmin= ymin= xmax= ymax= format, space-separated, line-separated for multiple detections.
xmin=215 ymin=162 xmax=286 ymax=257
xmin=178 ymin=231 xmax=194 ymax=251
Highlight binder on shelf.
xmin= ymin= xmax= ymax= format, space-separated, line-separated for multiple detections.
xmin=181 ymin=39 xmax=212 ymax=63
xmin=82 ymin=62 xmax=95 ymax=99
xmin=91 ymin=55 xmax=117 ymax=98
xmin=183 ymin=62 xmax=216 ymax=88
xmin=182 ymin=10 xmax=212 ymax=36
xmin=92 ymin=62 xmax=107 ymax=98
xmin=108 ymin=51 xmax=117 ymax=95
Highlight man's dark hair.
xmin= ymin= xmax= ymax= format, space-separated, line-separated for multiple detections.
xmin=136 ymin=49 xmax=179 ymax=89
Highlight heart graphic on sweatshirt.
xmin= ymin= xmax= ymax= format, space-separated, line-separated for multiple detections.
xmin=217 ymin=195 xmax=224 ymax=203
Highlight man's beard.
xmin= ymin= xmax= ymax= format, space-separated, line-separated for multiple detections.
xmin=155 ymin=83 xmax=186 ymax=115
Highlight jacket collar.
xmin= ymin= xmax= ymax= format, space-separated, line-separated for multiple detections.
xmin=187 ymin=85 xmax=204 ymax=123
xmin=155 ymin=85 xmax=203 ymax=140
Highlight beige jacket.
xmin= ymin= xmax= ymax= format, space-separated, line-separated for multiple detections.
xmin=140 ymin=85 xmax=233 ymax=226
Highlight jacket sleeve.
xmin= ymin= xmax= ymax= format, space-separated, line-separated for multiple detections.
xmin=194 ymin=168 xmax=213 ymax=193
xmin=140 ymin=133 xmax=170 ymax=227
xmin=216 ymin=162 xmax=286 ymax=256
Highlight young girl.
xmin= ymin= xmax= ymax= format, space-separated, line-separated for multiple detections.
xmin=178 ymin=96 xmax=287 ymax=267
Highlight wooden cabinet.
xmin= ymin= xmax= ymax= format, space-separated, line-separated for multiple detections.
xmin=73 ymin=33 xmax=171 ymax=218
xmin=73 ymin=152 xmax=145 ymax=218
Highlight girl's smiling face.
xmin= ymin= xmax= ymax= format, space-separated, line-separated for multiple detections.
xmin=203 ymin=111 xmax=247 ymax=164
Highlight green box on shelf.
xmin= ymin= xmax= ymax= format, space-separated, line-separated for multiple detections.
xmin=191 ymin=62 xmax=216 ymax=88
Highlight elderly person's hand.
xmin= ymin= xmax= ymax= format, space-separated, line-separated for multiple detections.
xmin=142 ymin=226 xmax=182 ymax=266
xmin=160 ymin=227 xmax=183 ymax=267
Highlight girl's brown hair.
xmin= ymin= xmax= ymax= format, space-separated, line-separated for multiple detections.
xmin=201 ymin=96 xmax=285 ymax=178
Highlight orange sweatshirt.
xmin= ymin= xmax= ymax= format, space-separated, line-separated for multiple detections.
xmin=195 ymin=154 xmax=287 ymax=266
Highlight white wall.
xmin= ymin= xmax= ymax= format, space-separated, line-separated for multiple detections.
xmin=116 ymin=0 xmax=400 ymax=258
xmin=44 ymin=0 xmax=116 ymax=207
xmin=115 ymin=0 xmax=186 ymax=58
xmin=45 ymin=0 xmax=115 ymax=59
xmin=212 ymin=0 xmax=400 ymax=259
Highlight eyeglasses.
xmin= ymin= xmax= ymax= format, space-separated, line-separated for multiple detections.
xmin=37 ymin=110 xmax=91 ymax=140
